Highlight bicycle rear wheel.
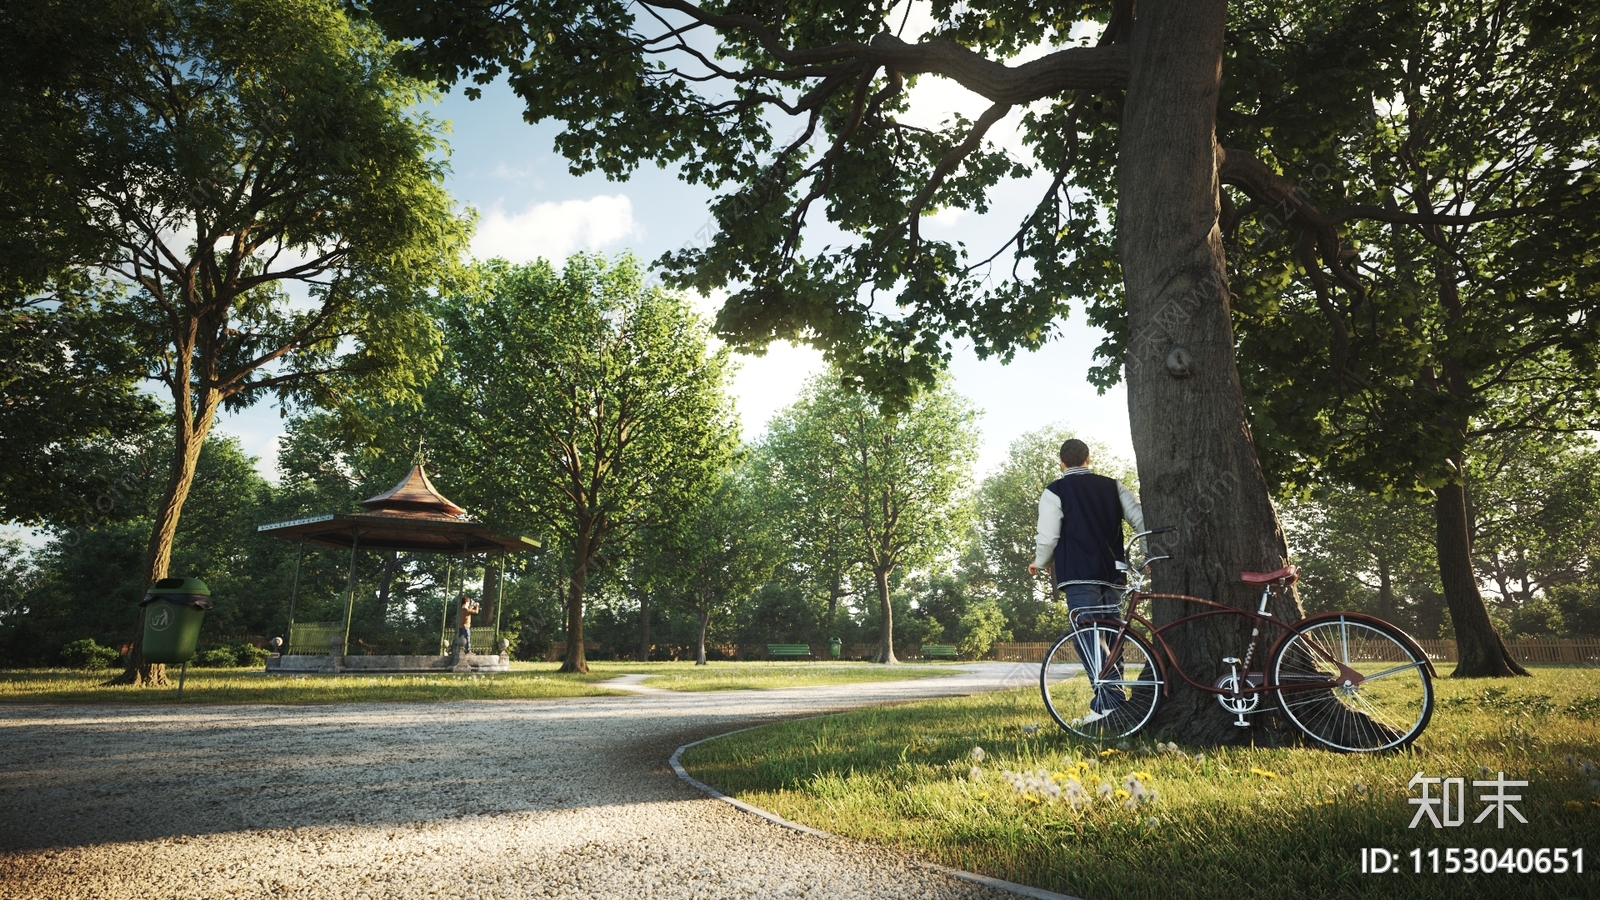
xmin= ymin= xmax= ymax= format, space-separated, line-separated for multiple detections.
xmin=1041 ymin=624 xmax=1162 ymax=740
xmin=1271 ymin=615 xmax=1433 ymax=752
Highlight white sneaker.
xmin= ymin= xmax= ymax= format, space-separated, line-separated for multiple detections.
xmin=1071 ymin=709 xmax=1112 ymax=728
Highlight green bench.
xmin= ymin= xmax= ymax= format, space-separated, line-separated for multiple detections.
xmin=921 ymin=643 xmax=958 ymax=659
xmin=767 ymin=643 xmax=813 ymax=660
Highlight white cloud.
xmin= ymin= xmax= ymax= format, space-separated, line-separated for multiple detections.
xmin=471 ymin=194 xmax=642 ymax=264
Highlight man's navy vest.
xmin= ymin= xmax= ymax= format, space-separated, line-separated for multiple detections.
xmin=1047 ymin=471 xmax=1127 ymax=584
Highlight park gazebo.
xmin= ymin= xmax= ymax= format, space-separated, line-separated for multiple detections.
xmin=258 ymin=465 xmax=539 ymax=674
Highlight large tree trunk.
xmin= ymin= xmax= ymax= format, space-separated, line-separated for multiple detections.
xmin=637 ymin=594 xmax=652 ymax=662
xmin=561 ymin=532 xmax=591 ymax=674
xmin=1118 ymin=0 xmax=1300 ymax=744
xmin=873 ymin=565 xmax=898 ymax=664
xmin=1434 ymin=482 xmax=1527 ymax=677
xmin=696 ymin=605 xmax=710 ymax=666
xmin=376 ymin=551 xmax=401 ymax=615
xmin=106 ymin=386 xmax=221 ymax=687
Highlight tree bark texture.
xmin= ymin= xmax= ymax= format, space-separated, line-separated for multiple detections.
xmin=1434 ymin=482 xmax=1527 ymax=677
xmin=377 ymin=551 xmax=401 ymax=615
xmin=873 ymin=566 xmax=898 ymax=664
xmin=697 ymin=606 xmax=710 ymax=666
xmin=106 ymin=384 xmax=222 ymax=687
xmin=1117 ymin=0 xmax=1301 ymax=744
xmin=561 ymin=533 xmax=592 ymax=673
xmin=638 ymin=595 xmax=652 ymax=662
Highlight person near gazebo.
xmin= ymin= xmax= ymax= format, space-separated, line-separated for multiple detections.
xmin=455 ymin=592 xmax=481 ymax=654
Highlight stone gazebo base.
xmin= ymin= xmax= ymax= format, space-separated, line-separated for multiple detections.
xmin=266 ymin=653 xmax=510 ymax=674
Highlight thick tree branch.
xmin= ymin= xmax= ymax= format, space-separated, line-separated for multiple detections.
xmin=637 ymin=0 xmax=1129 ymax=99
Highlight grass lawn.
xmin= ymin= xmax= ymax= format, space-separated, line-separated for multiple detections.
xmin=0 ymin=659 xmax=956 ymax=704
xmin=638 ymin=662 xmax=954 ymax=691
xmin=681 ymin=666 xmax=1600 ymax=900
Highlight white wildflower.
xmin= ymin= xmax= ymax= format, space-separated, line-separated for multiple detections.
xmin=969 ymin=746 xmax=987 ymax=763
xmin=1145 ymin=816 xmax=1160 ymax=828
xmin=1580 ymin=759 xmax=1597 ymax=778
xmin=969 ymin=766 xmax=984 ymax=782
xmin=1097 ymin=780 xmax=1115 ymax=800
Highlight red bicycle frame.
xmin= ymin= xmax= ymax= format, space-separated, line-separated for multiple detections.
xmin=1078 ymin=588 xmax=1437 ymax=699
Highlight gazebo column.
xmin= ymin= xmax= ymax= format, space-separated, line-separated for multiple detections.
xmin=340 ymin=527 xmax=361 ymax=658
xmin=492 ymin=554 xmax=506 ymax=659
xmin=285 ymin=536 xmax=307 ymax=628
xmin=438 ymin=556 xmax=454 ymax=655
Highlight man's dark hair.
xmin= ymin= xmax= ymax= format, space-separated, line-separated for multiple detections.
xmin=1059 ymin=439 xmax=1091 ymax=468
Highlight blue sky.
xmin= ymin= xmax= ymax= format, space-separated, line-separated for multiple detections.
xmin=211 ymin=73 xmax=1136 ymax=480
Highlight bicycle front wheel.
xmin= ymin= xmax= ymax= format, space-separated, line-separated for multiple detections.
xmin=1271 ymin=615 xmax=1433 ymax=752
xmin=1041 ymin=624 xmax=1162 ymax=740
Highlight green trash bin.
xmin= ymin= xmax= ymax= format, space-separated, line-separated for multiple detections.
xmin=139 ymin=577 xmax=213 ymax=665
xmin=829 ymin=637 xmax=842 ymax=660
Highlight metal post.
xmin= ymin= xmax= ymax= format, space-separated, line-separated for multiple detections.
xmin=285 ymin=537 xmax=307 ymax=637
xmin=177 ymin=661 xmax=187 ymax=698
xmin=493 ymin=553 xmax=506 ymax=657
xmin=438 ymin=557 xmax=454 ymax=655
xmin=340 ymin=528 xmax=360 ymax=658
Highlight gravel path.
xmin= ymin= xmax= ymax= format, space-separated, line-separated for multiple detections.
xmin=0 ymin=663 xmax=1044 ymax=900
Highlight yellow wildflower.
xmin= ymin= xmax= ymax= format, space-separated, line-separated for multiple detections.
xmin=1251 ymin=768 xmax=1278 ymax=779
xmin=1100 ymin=748 xmax=1122 ymax=757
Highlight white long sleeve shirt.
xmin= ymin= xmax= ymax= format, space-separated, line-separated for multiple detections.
xmin=1032 ymin=467 xmax=1145 ymax=569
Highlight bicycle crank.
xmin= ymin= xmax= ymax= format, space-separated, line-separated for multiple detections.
xmin=1215 ymin=657 xmax=1264 ymax=726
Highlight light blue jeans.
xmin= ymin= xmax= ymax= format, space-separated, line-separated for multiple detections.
xmin=1064 ymin=584 xmax=1127 ymax=713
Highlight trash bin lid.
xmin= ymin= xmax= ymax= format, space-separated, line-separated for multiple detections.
xmin=139 ymin=576 xmax=213 ymax=608
xmin=146 ymin=576 xmax=210 ymax=596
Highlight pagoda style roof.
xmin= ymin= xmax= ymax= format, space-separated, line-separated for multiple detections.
xmin=359 ymin=465 xmax=469 ymax=519
xmin=256 ymin=465 xmax=537 ymax=555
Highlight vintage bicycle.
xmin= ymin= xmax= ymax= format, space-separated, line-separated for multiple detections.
xmin=1041 ymin=527 xmax=1437 ymax=752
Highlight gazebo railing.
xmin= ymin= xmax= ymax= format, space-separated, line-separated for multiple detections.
xmin=285 ymin=623 xmax=502 ymax=656
xmin=286 ymin=622 xmax=343 ymax=655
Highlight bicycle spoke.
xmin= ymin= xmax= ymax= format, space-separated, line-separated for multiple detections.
xmin=1270 ymin=617 xmax=1432 ymax=752
xmin=1361 ymin=661 xmax=1425 ymax=683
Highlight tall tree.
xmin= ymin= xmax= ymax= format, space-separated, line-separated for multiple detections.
xmin=760 ymin=373 xmax=977 ymax=663
xmin=1469 ymin=433 xmax=1600 ymax=614
xmin=1225 ymin=1 xmax=1600 ymax=675
xmin=1279 ymin=483 xmax=1441 ymax=633
xmin=360 ymin=0 xmax=1595 ymax=732
xmin=0 ymin=282 xmax=159 ymax=527
xmin=1 ymin=0 xmax=467 ymax=683
xmin=429 ymin=255 xmax=737 ymax=673
xmin=642 ymin=461 xmax=779 ymax=664
xmin=749 ymin=409 xmax=864 ymax=626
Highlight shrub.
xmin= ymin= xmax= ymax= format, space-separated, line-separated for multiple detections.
xmin=956 ymin=600 xmax=1011 ymax=659
xmin=60 ymin=638 xmax=119 ymax=670
xmin=194 ymin=647 xmax=240 ymax=667
xmin=229 ymin=642 xmax=270 ymax=668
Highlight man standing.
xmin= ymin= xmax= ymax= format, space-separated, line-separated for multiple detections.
xmin=455 ymin=592 xmax=481 ymax=654
xmin=1028 ymin=438 xmax=1143 ymax=723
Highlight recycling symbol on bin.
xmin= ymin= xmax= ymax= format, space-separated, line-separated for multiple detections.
xmin=149 ymin=607 xmax=172 ymax=631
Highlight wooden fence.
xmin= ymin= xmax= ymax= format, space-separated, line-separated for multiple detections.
xmin=991 ymin=637 xmax=1600 ymax=665
xmin=1415 ymin=638 xmax=1600 ymax=665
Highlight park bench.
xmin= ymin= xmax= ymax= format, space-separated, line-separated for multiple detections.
xmin=767 ymin=643 xmax=813 ymax=660
xmin=921 ymin=643 xmax=958 ymax=660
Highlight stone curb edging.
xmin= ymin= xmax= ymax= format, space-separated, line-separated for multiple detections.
xmin=669 ymin=728 xmax=1084 ymax=900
